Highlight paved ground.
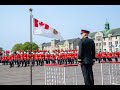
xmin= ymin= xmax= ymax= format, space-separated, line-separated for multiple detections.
xmin=0 ymin=59 xmax=120 ymax=85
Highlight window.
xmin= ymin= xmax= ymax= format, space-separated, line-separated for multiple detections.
xmin=99 ymin=43 xmax=101 ymax=46
xmin=115 ymin=41 xmax=118 ymax=45
xmin=111 ymin=42 xmax=112 ymax=45
xmin=109 ymin=37 xmax=111 ymax=40
xmin=116 ymin=48 xmax=118 ymax=51
xmin=103 ymin=37 xmax=105 ymax=40
xmin=96 ymin=49 xmax=98 ymax=52
xmin=109 ymin=42 xmax=112 ymax=45
xmin=103 ymin=42 xmax=106 ymax=46
xmin=96 ymin=36 xmax=102 ymax=41
xmin=116 ymin=36 xmax=117 ymax=39
xmin=109 ymin=49 xmax=112 ymax=52
xmin=96 ymin=43 xmax=98 ymax=46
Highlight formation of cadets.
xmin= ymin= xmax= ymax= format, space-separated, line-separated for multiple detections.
xmin=0 ymin=50 xmax=78 ymax=68
xmin=1 ymin=50 xmax=120 ymax=68
xmin=96 ymin=51 xmax=120 ymax=63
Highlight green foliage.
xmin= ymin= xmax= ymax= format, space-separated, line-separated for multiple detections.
xmin=0 ymin=47 xmax=3 ymax=51
xmin=12 ymin=43 xmax=22 ymax=52
xmin=11 ymin=42 xmax=39 ymax=52
xmin=32 ymin=42 xmax=39 ymax=50
xmin=21 ymin=42 xmax=30 ymax=52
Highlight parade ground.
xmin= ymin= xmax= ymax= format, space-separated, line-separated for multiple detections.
xmin=0 ymin=58 xmax=120 ymax=85
xmin=0 ymin=62 xmax=103 ymax=85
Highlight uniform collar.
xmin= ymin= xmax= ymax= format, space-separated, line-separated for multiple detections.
xmin=82 ymin=36 xmax=88 ymax=39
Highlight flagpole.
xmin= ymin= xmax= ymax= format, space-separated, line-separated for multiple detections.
xmin=29 ymin=8 xmax=33 ymax=85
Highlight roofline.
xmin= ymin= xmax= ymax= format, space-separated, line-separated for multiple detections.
xmin=111 ymin=34 xmax=120 ymax=37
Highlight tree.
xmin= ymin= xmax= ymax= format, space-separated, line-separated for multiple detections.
xmin=21 ymin=42 xmax=39 ymax=52
xmin=12 ymin=43 xmax=23 ymax=52
xmin=32 ymin=42 xmax=39 ymax=50
xmin=21 ymin=42 xmax=30 ymax=52
xmin=0 ymin=47 xmax=3 ymax=56
xmin=11 ymin=42 xmax=39 ymax=52
xmin=0 ymin=47 xmax=3 ymax=51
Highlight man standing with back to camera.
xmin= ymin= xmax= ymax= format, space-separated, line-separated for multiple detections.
xmin=78 ymin=29 xmax=96 ymax=85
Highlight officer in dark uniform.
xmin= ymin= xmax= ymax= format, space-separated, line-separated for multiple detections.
xmin=78 ymin=29 xmax=96 ymax=85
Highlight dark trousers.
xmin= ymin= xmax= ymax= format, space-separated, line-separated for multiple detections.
xmin=17 ymin=60 xmax=21 ymax=67
xmin=10 ymin=60 xmax=14 ymax=68
xmin=21 ymin=61 xmax=24 ymax=66
xmin=103 ymin=58 xmax=106 ymax=61
xmin=57 ymin=60 xmax=61 ymax=64
xmin=115 ymin=58 xmax=118 ymax=62
xmin=32 ymin=60 xmax=35 ymax=66
xmin=27 ymin=60 xmax=30 ymax=66
xmin=24 ymin=60 xmax=27 ymax=67
xmin=108 ymin=58 xmax=112 ymax=61
xmin=36 ymin=60 xmax=39 ymax=65
xmin=64 ymin=59 xmax=67 ymax=65
xmin=97 ymin=58 xmax=101 ymax=63
xmin=81 ymin=64 xmax=94 ymax=85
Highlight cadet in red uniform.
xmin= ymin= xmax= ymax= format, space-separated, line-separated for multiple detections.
xmin=64 ymin=52 xmax=68 ymax=65
xmin=44 ymin=53 xmax=48 ymax=64
xmin=36 ymin=53 xmax=40 ymax=65
xmin=38 ymin=53 xmax=41 ymax=65
xmin=24 ymin=52 xmax=28 ymax=67
xmin=96 ymin=52 xmax=102 ymax=63
xmin=35 ymin=53 xmax=39 ymax=66
xmin=49 ymin=54 xmax=53 ymax=64
xmin=1 ymin=56 xmax=5 ymax=65
xmin=59 ymin=52 xmax=64 ymax=65
xmin=9 ymin=54 xmax=14 ymax=68
xmin=0 ymin=51 xmax=2 ymax=63
xmin=8 ymin=55 xmax=11 ymax=67
xmin=75 ymin=52 xmax=78 ymax=64
xmin=119 ymin=52 xmax=120 ymax=58
xmin=6 ymin=55 xmax=9 ymax=65
xmin=67 ymin=52 xmax=70 ymax=64
xmin=107 ymin=52 xmax=112 ymax=61
xmin=1 ymin=55 xmax=5 ymax=65
xmin=27 ymin=53 xmax=30 ymax=66
xmin=50 ymin=53 xmax=56 ymax=64
xmin=57 ymin=53 xmax=61 ymax=64
xmin=101 ymin=52 xmax=107 ymax=62
xmin=14 ymin=54 xmax=17 ymax=65
xmin=114 ymin=51 xmax=118 ymax=62
xmin=41 ymin=53 xmax=45 ymax=66
xmin=32 ymin=52 xmax=35 ymax=66
xmin=63 ymin=52 xmax=67 ymax=64
xmin=71 ymin=52 xmax=75 ymax=64
xmin=21 ymin=53 xmax=24 ymax=67
xmin=39 ymin=53 xmax=42 ymax=65
xmin=3 ymin=56 xmax=6 ymax=65
xmin=115 ymin=51 xmax=119 ymax=57
xmin=45 ymin=52 xmax=50 ymax=64
xmin=69 ymin=52 xmax=72 ymax=64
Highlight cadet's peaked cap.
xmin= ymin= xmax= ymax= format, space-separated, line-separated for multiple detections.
xmin=81 ymin=29 xmax=90 ymax=34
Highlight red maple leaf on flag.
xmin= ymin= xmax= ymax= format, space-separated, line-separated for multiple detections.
xmin=39 ymin=22 xmax=44 ymax=26
xmin=44 ymin=24 xmax=49 ymax=30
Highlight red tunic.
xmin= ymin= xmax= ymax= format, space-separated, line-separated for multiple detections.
xmin=107 ymin=53 xmax=112 ymax=58
xmin=96 ymin=53 xmax=101 ymax=58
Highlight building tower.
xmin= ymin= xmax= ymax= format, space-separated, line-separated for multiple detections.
xmin=105 ymin=19 xmax=110 ymax=32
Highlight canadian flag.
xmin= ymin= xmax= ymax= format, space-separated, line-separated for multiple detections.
xmin=33 ymin=18 xmax=64 ymax=40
